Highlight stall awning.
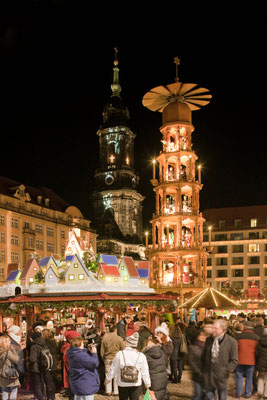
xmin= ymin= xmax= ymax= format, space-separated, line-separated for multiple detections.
xmin=178 ymin=287 xmax=240 ymax=309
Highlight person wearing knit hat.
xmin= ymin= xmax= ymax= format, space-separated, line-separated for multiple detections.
xmin=7 ymin=325 xmax=25 ymax=387
xmin=154 ymin=325 xmax=169 ymax=338
xmin=105 ymin=331 xmax=151 ymax=399
xmin=64 ymin=330 xmax=80 ymax=342
xmin=61 ymin=331 xmax=80 ymax=398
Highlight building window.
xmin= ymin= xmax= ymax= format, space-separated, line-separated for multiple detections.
xmin=11 ymin=234 xmax=19 ymax=245
xmin=36 ymin=240 xmax=43 ymax=250
xmin=262 ymin=232 xmax=267 ymax=239
xmin=48 ymin=274 xmax=53 ymax=279
xmin=207 ymin=258 xmax=212 ymax=266
xmin=47 ymin=242 xmax=54 ymax=252
xmin=29 ymin=277 xmax=34 ymax=283
xmin=74 ymin=264 xmax=78 ymax=268
xmin=232 ymin=269 xmax=243 ymax=277
xmin=11 ymin=218 xmax=18 ymax=228
xmin=249 ymin=256 xmax=260 ymax=264
xmin=217 ymin=270 xmax=228 ymax=278
xmin=61 ymin=245 xmax=65 ymax=254
xmin=232 ymin=244 xmax=243 ymax=253
xmin=78 ymin=274 xmax=84 ymax=280
xmin=11 ymin=252 xmax=19 ymax=262
xmin=249 ymin=232 xmax=259 ymax=239
xmin=47 ymin=227 xmax=54 ymax=237
xmin=232 ymin=257 xmax=244 ymax=265
xmin=234 ymin=219 xmax=242 ymax=228
xmin=248 ymin=268 xmax=260 ymax=276
xmin=250 ymin=218 xmax=257 ymax=227
xmin=0 ymin=232 xmax=5 ymax=243
xmin=68 ymin=274 xmax=75 ymax=280
xmin=216 ymin=258 xmax=228 ymax=266
xmin=217 ymin=245 xmax=228 ymax=254
xmin=218 ymin=220 xmax=226 ymax=229
xmin=230 ymin=233 xmax=243 ymax=240
xmin=1 ymin=250 xmax=5 ymax=261
xmin=61 ymin=231 xmax=65 ymax=239
xmin=0 ymin=267 xmax=5 ymax=279
xmin=248 ymin=243 xmax=260 ymax=253
xmin=0 ymin=215 xmax=5 ymax=226
xmin=35 ymin=224 xmax=43 ymax=234
xmin=207 ymin=270 xmax=212 ymax=278
xmin=28 ymin=237 xmax=34 ymax=247
xmin=215 ymin=234 xmax=228 ymax=241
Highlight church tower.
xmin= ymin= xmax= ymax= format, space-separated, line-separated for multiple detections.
xmin=91 ymin=49 xmax=144 ymax=254
xmin=142 ymin=58 xmax=212 ymax=298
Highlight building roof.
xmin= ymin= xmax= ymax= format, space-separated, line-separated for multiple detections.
xmin=0 ymin=176 xmax=70 ymax=212
xmin=20 ymin=258 xmax=39 ymax=280
xmin=121 ymin=256 xmax=139 ymax=277
xmin=137 ymin=268 xmax=149 ymax=278
xmin=98 ymin=254 xmax=118 ymax=266
xmin=99 ymin=264 xmax=120 ymax=277
xmin=39 ymin=255 xmax=60 ymax=267
xmin=137 ymin=261 xmax=150 ymax=269
xmin=7 ymin=263 xmax=20 ymax=276
xmin=6 ymin=270 xmax=21 ymax=282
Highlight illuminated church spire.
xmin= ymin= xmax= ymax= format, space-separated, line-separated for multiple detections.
xmin=111 ymin=47 xmax=121 ymax=98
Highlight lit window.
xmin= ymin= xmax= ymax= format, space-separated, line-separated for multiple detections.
xmin=248 ymin=244 xmax=260 ymax=252
xmin=100 ymin=273 xmax=103 ymax=278
xmin=74 ymin=264 xmax=78 ymax=268
xmin=141 ymin=279 xmax=145 ymax=284
xmin=121 ymin=266 xmax=124 ymax=270
xmin=123 ymin=276 xmax=128 ymax=281
xmin=114 ymin=278 xmax=118 ymax=282
xmin=33 ymin=267 xmax=37 ymax=271
xmin=69 ymin=274 xmax=75 ymax=280
xmin=78 ymin=274 xmax=84 ymax=280
xmin=29 ymin=277 xmax=34 ymax=283
xmin=251 ymin=218 xmax=257 ymax=227
xmin=48 ymin=274 xmax=53 ymax=279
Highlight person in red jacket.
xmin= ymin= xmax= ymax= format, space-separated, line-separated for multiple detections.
xmin=61 ymin=331 xmax=80 ymax=400
xmin=235 ymin=321 xmax=260 ymax=398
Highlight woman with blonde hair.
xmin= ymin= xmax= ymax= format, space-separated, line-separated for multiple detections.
xmin=0 ymin=335 xmax=20 ymax=400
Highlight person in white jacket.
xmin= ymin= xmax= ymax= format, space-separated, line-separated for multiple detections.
xmin=105 ymin=332 xmax=151 ymax=400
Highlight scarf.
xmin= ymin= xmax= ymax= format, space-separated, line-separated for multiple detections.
xmin=211 ymin=333 xmax=224 ymax=363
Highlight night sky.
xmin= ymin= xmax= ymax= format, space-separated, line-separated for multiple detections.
xmin=0 ymin=1 xmax=266 ymax=236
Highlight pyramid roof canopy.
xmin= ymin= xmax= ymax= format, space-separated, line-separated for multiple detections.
xmin=178 ymin=287 xmax=240 ymax=309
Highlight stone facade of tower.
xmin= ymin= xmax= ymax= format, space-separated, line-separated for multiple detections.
xmin=144 ymin=86 xmax=210 ymax=296
xmin=91 ymin=56 xmax=144 ymax=252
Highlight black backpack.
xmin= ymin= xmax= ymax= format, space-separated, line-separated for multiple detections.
xmin=39 ymin=345 xmax=54 ymax=371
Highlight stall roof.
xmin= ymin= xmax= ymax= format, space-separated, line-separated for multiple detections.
xmin=178 ymin=287 xmax=240 ymax=309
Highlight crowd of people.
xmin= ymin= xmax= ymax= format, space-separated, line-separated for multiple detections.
xmin=0 ymin=312 xmax=266 ymax=400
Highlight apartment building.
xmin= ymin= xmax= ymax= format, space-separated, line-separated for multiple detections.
xmin=202 ymin=205 xmax=267 ymax=293
xmin=0 ymin=176 xmax=97 ymax=281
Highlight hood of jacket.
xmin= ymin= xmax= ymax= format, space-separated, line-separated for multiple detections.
xmin=143 ymin=343 xmax=163 ymax=359
xmin=32 ymin=337 xmax=46 ymax=347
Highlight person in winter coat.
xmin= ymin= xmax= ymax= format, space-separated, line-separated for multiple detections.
xmin=105 ymin=332 xmax=151 ymax=400
xmin=0 ymin=335 xmax=20 ymax=400
xmin=188 ymin=329 xmax=209 ymax=400
xmin=169 ymin=325 xmax=184 ymax=383
xmin=138 ymin=329 xmax=168 ymax=400
xmin=61 ymin=330 xmax=80 ymax=400
xmin=7 ymin=325 xmax=25 ymax=385
xmin=154 ymin=325 xmax=173 ymax=359
xmin=28 ymin=331 xmax=55 ymax=400
xmin=201 ymin=319 xmax=238 ymax=400
xmin=235 ymin=320 xmax=260 ymax=398
xmin=116 ymin=316 xmax=133 ymax=341
xmin=255 ymin=327 xmax=267 ymax=398
xmin=67 ymin=335 xmax=100 ymax=400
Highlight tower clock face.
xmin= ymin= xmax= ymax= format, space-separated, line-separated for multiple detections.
xmin=105 ymin=174 xmax=114 ymax=185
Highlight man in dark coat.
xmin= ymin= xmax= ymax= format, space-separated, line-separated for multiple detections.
xmin=201 ymin=319 xmax=238 ymax=400
xmin=116 ymin=315 xmax=133 ymax=341
xmin=255 ymin=327 xmax=267 ymax=398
